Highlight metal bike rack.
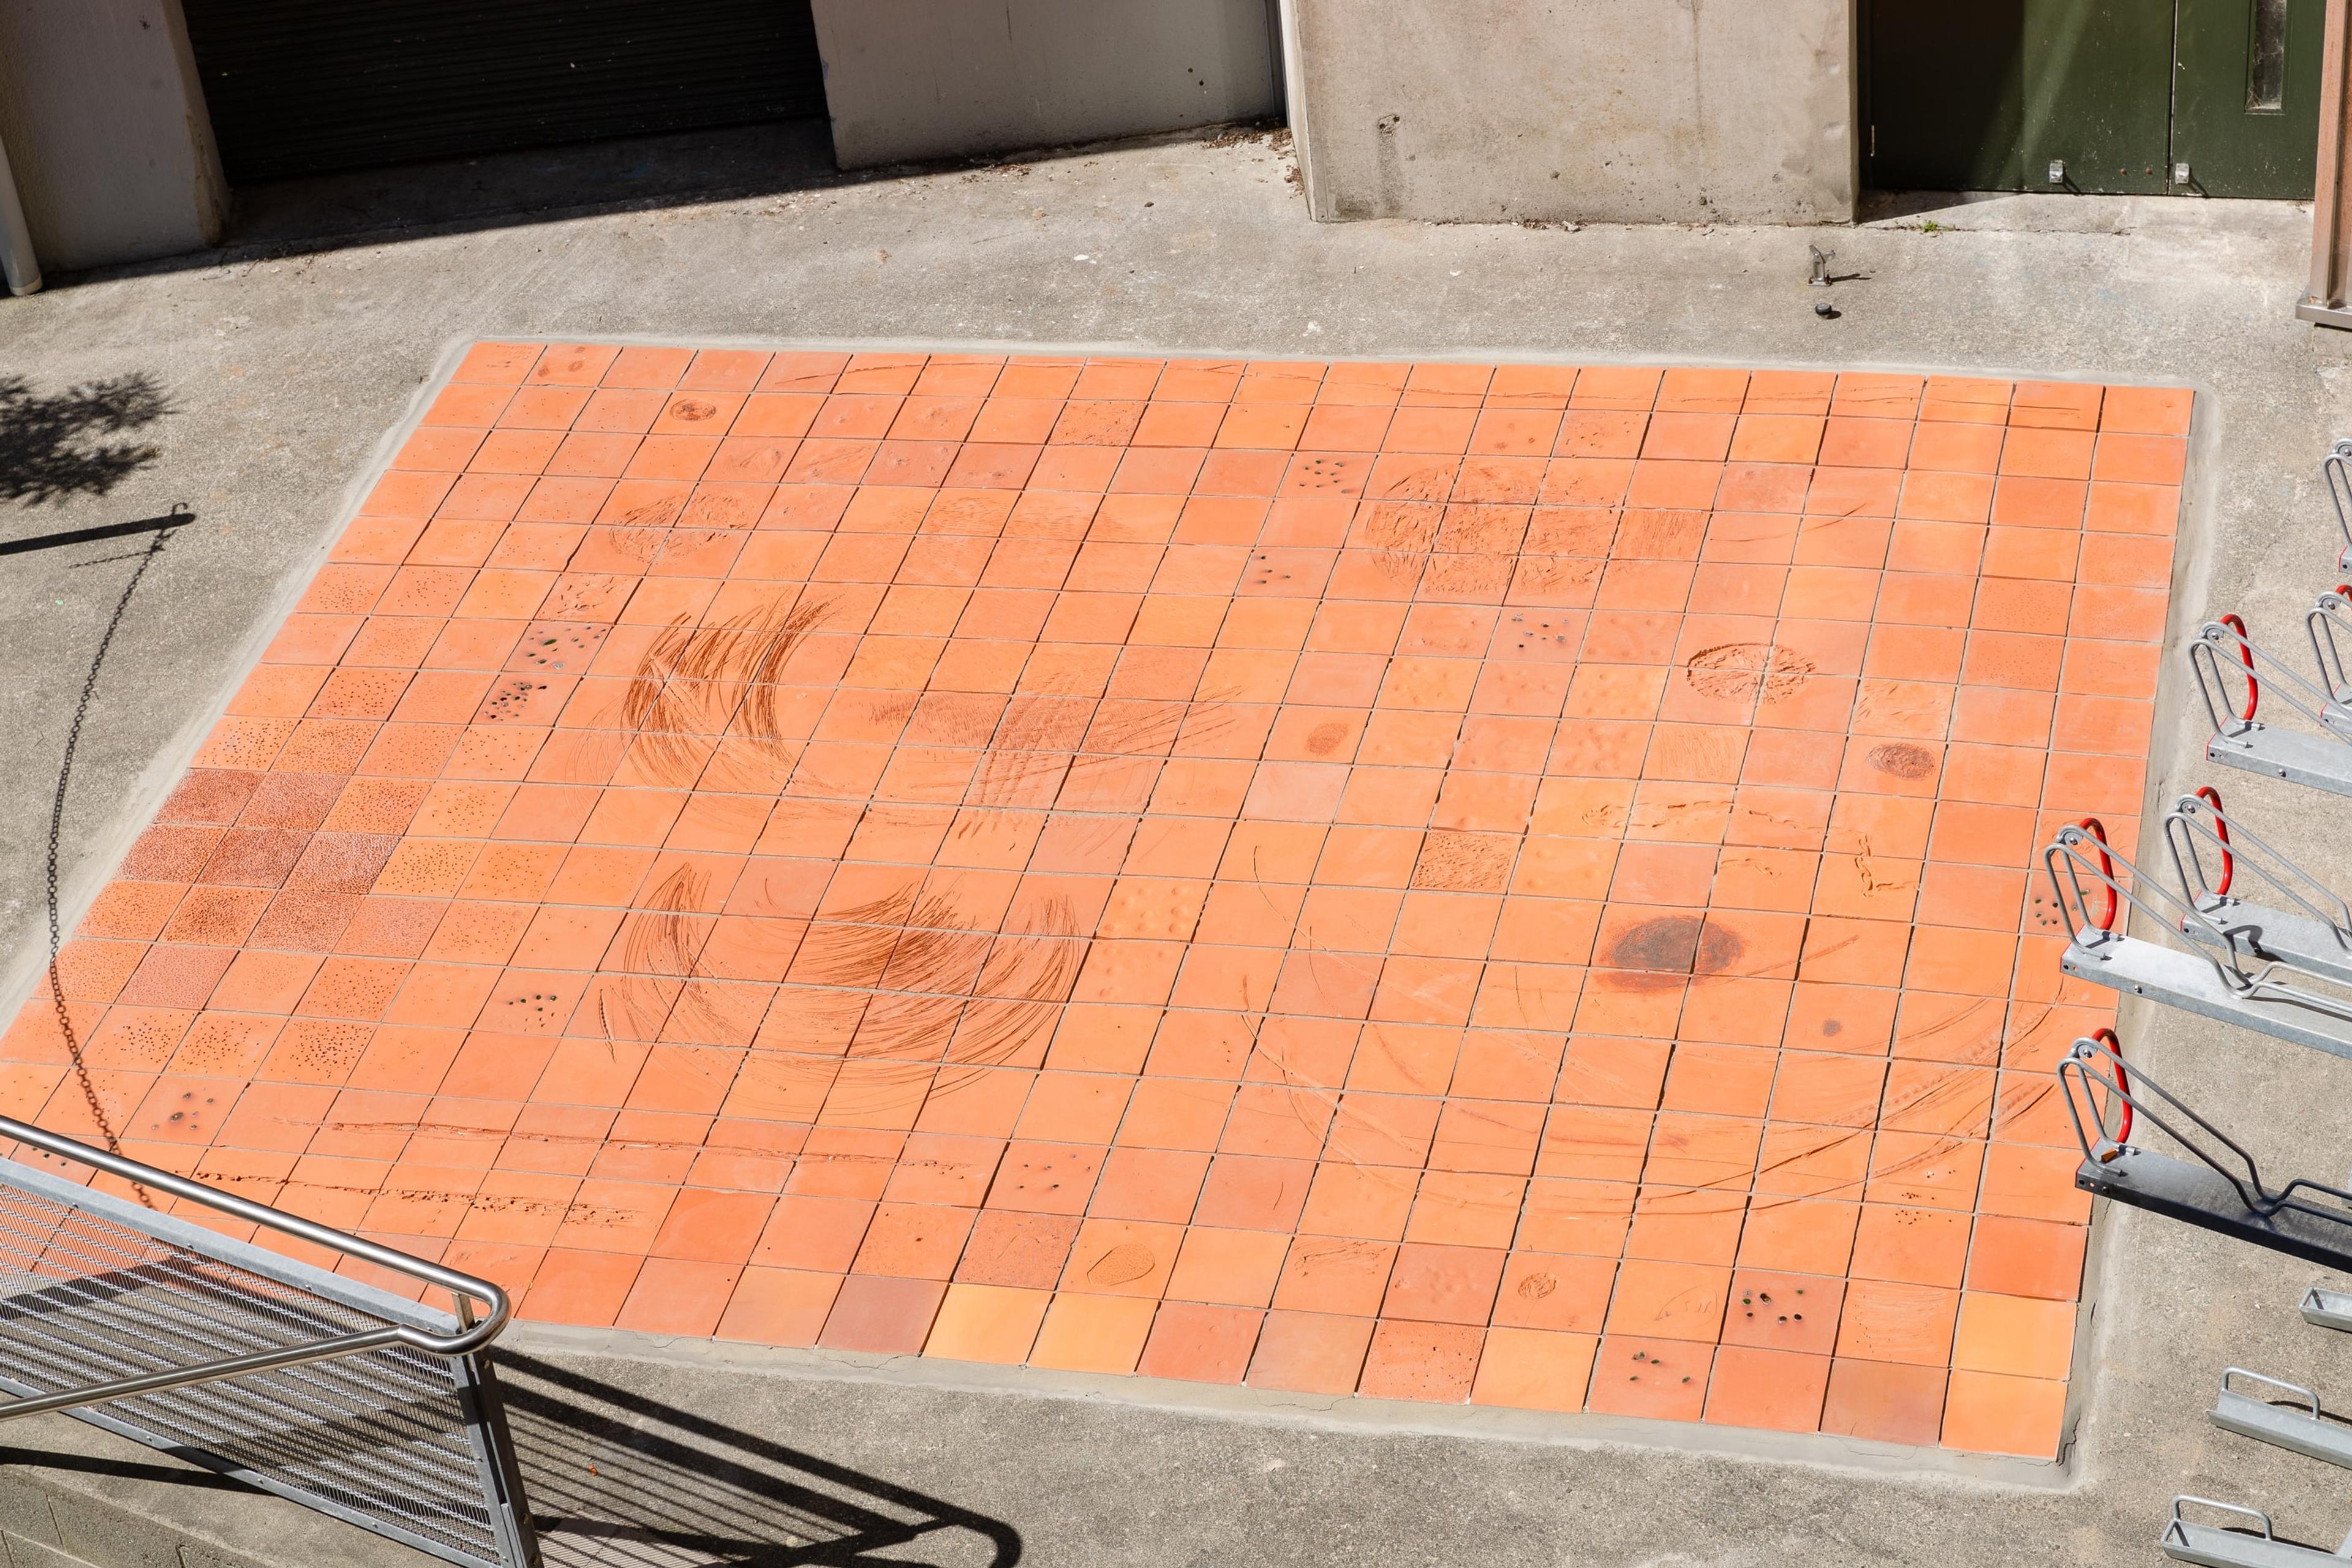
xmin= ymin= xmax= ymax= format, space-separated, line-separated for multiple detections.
xmin=2059 ymin=1033 xmax=2352 ymax=1273
xmin=0 ymin=1115 xmax=538 ymax=1568
xmin=2324 ymin=437 xmax=2352 ymax=573
xmin=2193 ymin=609 xmax=2352 ymax=799
xmin=2165 ymin=1496 xmax=2352 ymax=1567
xmin=2046 ymin=818 xmax=2352 ymax=1058
xmin=2171 ymin=1362 xmax=2352 ymax=1564
xmin=2211 ymin=1368 xmax=2352 ymax=1471
xmin=2302 ymin=1286 xmax=2352 ymax=1335
xmin=2057 ymin=1036 xmax=2352 ymax=1565
xmin=2168 ymin=788 xmax=2352 ymax=990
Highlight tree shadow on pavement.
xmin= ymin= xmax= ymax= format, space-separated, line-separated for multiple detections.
xmin=0 ymin=375 xmax=172 ymax=507
xmin=496 ymin=1353 xmax=1023 ymax=1567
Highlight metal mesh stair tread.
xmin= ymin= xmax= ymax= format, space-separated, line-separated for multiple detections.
xmin=0 ymin=1180 xmax=506 ymax=1564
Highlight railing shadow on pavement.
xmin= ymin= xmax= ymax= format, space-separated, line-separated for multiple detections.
xmin=494 ymin=1353 xmax=1022 ymax=1568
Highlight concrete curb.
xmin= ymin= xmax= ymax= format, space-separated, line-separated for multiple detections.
xmin=508 ymin=1319 xmax=2074 ymax=1492
xmin=0 ymin=1410 xmax=424 ymax=1568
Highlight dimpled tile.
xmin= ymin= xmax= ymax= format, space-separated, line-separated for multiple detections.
xmin=1 ymin=348 xmax=2187 ymax=1460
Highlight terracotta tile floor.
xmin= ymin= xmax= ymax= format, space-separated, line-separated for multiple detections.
xmin=1 ymin=345 xmax=2190 ymax=1458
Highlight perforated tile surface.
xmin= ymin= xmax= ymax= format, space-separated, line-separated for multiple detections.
xmin=1 ymin=345 xmax=2190 ymax=1457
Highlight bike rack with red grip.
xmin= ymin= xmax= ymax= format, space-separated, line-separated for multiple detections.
xmin=2058 ymin=1019 xmax=2352 ymax=1564
xmin=2162 ymin=790 xmax=2352 ymax=992
xmin=2045 ymin=815 xmax=2352 ymax=1060
xmin=2193 ymin=606 xmax=2352 ymax=801
xmin=2310 ymin=584 xmax=2352 ymax=704
xmin=2060 ymin=1029 xmax=2352 ymax=1257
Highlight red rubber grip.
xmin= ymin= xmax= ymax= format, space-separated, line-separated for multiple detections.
xmin=2076 ymin=817 xmax=2117 ymax=933
xmin=2193 ymin=785 xmax=2233 ymax=896
xmin=2092 ymin=1026 xmax=2131 ymax=1147
xmin=2220 ymin=613 xmax=2258 ymax=722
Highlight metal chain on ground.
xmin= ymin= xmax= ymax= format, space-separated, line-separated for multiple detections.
xmin=43 ymin=507 xmax=180 ymax=1189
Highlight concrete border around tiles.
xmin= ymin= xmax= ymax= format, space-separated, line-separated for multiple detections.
xmin=2051 ymin=303 xmax=2230 ymax=1495
xmin=2052 ymin=361 xmax=2223 ymax=1480
xmin=402 ymin=330 xmax=2223 ymax=391
xmin=508 ymin=1318 xmax=2075 ymax=1490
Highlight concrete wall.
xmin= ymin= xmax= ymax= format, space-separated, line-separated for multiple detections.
xmin=813 ymin=0 xmax=1283 ymax=169
xmin=1287 ymin=0 xmax=1858 ymax=225
xmin=0 ymin=0 xmax=225 ymax=271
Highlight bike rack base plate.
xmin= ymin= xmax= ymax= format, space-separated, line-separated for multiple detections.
xmin=2303 ymin=1287 xmax=2352 ymax=1334
xmin=2062 ymin=937 xmax=2352 ymax=1060
xmin=2076 ymin=1150 xmax=2352 ymax=1275
xmin=2209 ymin=726 xmax=2352 ymax=800
xmin=2166 ymin=1521 xmax=2348 ymax=1567
xmin=2207 ymin=899 xmax=2352 ymax=990
xmin=2212 ymin=1387 xmax=2352 ymax=1471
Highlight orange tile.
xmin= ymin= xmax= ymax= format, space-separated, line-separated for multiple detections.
xmin=1822 ymin=1357 xmax=1948 ymax=1446
xmin=520 ymin=1248 xmax=641 ymax=1327
xmin=1604 ymin=1258 xmax=1729 ymax=1342
xmin=616 ymin=1258 xmax=741 ymax=1336
xmin=1964 ymin=1215 xmax=2087 ymax=1301
xmin=818 ymin=1275 xmax=947 ymax=1353
xmin=1940 ymin=1368 xmax=2066 ymax=1457
xmin=1138 ymin=1301 xmax=1262 ymax=1383
xmin=1247 ymin=1309 xmax=1375 ymax=1393
xmin=1836 ymin=1279 xmax=1958 ymax=1366
xmin=1469 ymin=1326 xmax=1597 ymax=1411
xmin=1952 ymin=1292 xmax=2075 ymax=1381
xmin=1357 ymin=1319 xmax=1482 ymax=1401
xmin=1586 ymin=1333 xmax=1711 ymax=1420
xmin=1703 ymin=1344 xmax=1830 ymax=1431
xmin=1028 ymin=1291 xmax=1156 ymax=1373
xmin=924 ymin=1282 xmax=1052 ymax=1364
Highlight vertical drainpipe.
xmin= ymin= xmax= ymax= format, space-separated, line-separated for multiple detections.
xmin=1275 ymin=0 xmax=1320 ymax=219
xmin=2304 ymin=0 xmax=2352 ymax=326
xmin=0 ymin=126 xmax=39 ymax=295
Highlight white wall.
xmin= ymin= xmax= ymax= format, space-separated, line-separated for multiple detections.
xmin=1287 ymin=0 xmax=1858 ymax=225
xmin=0 ymin=0 xmax=225 ymax=271
xmin=813 ymin=0 xmax=1284 ymax=169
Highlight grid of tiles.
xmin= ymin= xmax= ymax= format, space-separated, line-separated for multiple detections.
xmin=0 ymin=344 xmax=2188 ymax=1458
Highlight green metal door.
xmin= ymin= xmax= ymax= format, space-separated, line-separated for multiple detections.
xmin=2022 ymin=0 xmax=2176 ymax=192
xmin=1867 ymin=0 xmax=2171 ymax=194
xmin=1866 ymin=0 xmax=2322 ymax=198
xmin=1866 ymin=0 xmax=2029 ymax=190
xmin=2172 ymin=0 xmax=2326 ymax=197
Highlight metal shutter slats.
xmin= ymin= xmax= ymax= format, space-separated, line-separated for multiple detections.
xmin=184 ymin=0 xmax=827 ymax=183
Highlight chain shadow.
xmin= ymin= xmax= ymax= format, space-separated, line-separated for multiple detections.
xmin=0 ymin=375 xmax=172 ymax=507
xmin=495 ymin=1353 xmax=1023 ymax=1567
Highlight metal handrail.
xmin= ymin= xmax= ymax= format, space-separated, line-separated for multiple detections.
xmin=0 ymin=1111 xmax=509 ymax=1422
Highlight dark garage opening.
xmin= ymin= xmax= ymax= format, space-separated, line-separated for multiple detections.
xmin=181 ymin=0 xmax=831 ymax=184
